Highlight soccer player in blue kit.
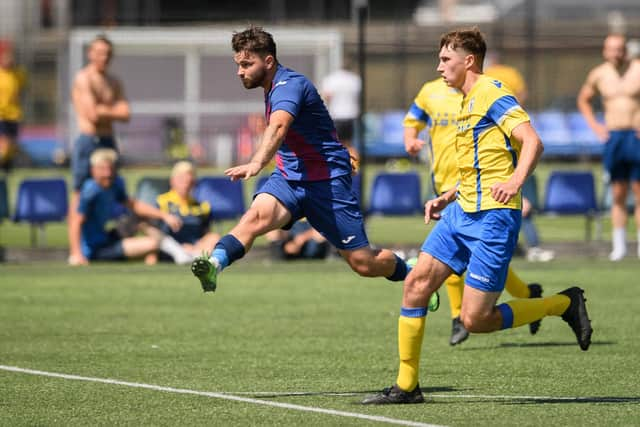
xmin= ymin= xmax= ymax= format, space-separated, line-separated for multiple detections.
xmin=191 ymin=26 xmax=415 ymax=293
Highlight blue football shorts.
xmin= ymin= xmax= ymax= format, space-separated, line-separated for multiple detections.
xmin=72 ymin=134 xmax=118 ymax=190
xmin=603 ymin=130 xmax=640 ymax=182
xmin=422 ymin=202 xmax=521 ymax=292
xmin=256 ymin=172 xmax=369 ymax=250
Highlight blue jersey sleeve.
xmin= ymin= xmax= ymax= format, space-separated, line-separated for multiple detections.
xmin=270 ymin=79 xmax=304 ymax=118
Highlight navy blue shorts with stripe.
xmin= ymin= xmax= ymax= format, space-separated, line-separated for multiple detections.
xmin=256 ymin=172 xmax=369 ymax=250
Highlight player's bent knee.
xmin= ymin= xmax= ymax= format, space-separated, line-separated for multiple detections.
xmin=343 ymin=253 xmax=377 ymax=277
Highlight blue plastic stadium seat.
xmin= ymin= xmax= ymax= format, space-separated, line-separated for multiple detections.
xmin=530 ymin=110 xmax=572 ymax=146
xmin=368 ymin=172 xmax=422 ymax=216
xmin=13 ymin=178 xmax=68 ymax=223
xmin=364 ymin=111 xmax=408 ymax=158
xmin=543 ymin=171 xmax=598 ymax=240
xmin=194 ymin=176 xmax=245 ymax=220
xmin=13 ymin=178 xmax=68 ymax=247
xmin=566 ymin=111 xmax=600 ymax=146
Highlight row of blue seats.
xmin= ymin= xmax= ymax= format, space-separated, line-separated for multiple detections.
xmin=363 ymin=110 xmax=604 ymax=158
xmin=2 ymin=170 xmax=606 ymax=229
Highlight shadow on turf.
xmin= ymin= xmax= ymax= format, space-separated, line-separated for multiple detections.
xmin=248 ymin=386 xmax=457 ymax=399
xmin=503 ymin=396 xmax=640 ymax=405
xmin=455 ymin=341 xmax=615 ymax=351
xmin=498 ymin=340 xmax=615 ymax=348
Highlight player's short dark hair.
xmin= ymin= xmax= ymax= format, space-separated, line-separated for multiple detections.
xmin=231 ymin=25 xmax=277 ymax=60
xmin=440 ymin=28 xmax=487 ymax=70
xmin=90 ymin=34 xmax=113 ymax=50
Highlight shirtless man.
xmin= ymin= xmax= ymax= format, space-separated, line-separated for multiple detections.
xmin=577 ymin=34 xmax=640 ymax=261
xmin=69 ymin=35 xmax=130 ymax=245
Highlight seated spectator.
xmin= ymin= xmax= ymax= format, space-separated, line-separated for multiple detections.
xmin=146 ymin=161 xmax=220 ymax=264
xmin=267 ymin=219 xmax=330 ymax=260
xmin=68 ymin=148 xmax=193 ymax=266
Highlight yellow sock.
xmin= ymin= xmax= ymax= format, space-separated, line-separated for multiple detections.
xmin=395 ymin=311 xmax=426 ymax=391
xmin=500 ymin=295 xmax=570 ymax=329
xmin=445 ymin=274 xmax=464 ymax=318
xmin=504 ymin=267 xmax=530 ymax=298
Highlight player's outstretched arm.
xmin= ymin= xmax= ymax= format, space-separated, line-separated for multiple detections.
xmin=225 ymin=109 xmax=293 ymax=181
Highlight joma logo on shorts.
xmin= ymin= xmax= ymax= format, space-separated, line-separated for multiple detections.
xmin=469 ymin=272 xmax=490 ymax=283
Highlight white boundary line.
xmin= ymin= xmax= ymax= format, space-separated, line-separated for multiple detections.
xmin=0 ymin=365 xmax=444 ymax=427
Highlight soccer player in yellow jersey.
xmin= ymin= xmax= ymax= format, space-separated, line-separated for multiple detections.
xmin=0 ymin=40 xmax=26 ymax=172
xmin=364 ymin=28 xmax=593 ymax=405
xmin=403 ymin=77 xmax=543 ymax=346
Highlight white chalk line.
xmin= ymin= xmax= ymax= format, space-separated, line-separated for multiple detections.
xmin=0 ymin=365 xmax=444 ymax=427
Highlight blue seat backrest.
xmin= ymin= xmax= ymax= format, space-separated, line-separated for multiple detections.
xmin=544 ymin=171 xmax=597 ymax=214
xmin=530 ymin=110 xmax=571 ymax=145
xmin=369 ymin=172 xmax=422 ymax=215
xmin=194 ymin=177 xmax=245 ymax=220
xmin=380 ymin=111 xmax=407 ymax=145
xmin=13 ymin=178 xmax=68 ymax=223
xmin=566 ymin=112 xmax=600 ymax=145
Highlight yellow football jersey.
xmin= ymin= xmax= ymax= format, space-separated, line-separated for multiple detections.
xmin=157 ymin=190 xmax=211 ymax=218
xmin=455 ymin=75 xmax=529 ymax=212
xmin=403 ymin=78 xmax=461 ymax=195
xmin=0 ymin=66 xmax=26 ymax=121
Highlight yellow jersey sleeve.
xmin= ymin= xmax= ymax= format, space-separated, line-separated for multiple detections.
xmin=403 ymin=82 xmax=432 ymax=132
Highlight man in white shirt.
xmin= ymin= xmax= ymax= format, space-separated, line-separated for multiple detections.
xmin=321 ymin=65 xmax=362 ymax=165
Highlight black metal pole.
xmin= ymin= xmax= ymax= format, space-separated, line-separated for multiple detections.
xmin=524 ymin=0 xmax=536 ymax=107
xmin=356 ymin=1 xmax=367 ymax=215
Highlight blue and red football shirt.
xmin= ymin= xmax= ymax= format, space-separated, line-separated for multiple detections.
xmin=265 ymin=65 xmax=351 ymax=181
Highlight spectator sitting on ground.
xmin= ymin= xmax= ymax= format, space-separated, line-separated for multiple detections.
xmin=68 ymin=148 xmax=193 ymax=266
xmin=145 ymin=161 xmax=220 ymax=264
xmin=267 ymin=219 xmax=330 ymax=260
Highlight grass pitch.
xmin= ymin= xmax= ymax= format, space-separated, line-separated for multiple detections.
xmin=1 ymin=258 xmax=639 ymax=426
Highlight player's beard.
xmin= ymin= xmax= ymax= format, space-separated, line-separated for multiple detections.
xmin=241 ymin=67 xmax=266 ymax=89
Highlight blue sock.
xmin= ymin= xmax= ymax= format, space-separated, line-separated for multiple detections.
xmin=497 ymin=303 xmax=514 ymax=330
xmin=210 ymin=234 xmax=245 ymax=271
xmin=387 ymin=254 xmax=409 ymax=282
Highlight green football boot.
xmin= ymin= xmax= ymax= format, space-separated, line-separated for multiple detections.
xmin=191 ymin=253 xmax=218 ymax=293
